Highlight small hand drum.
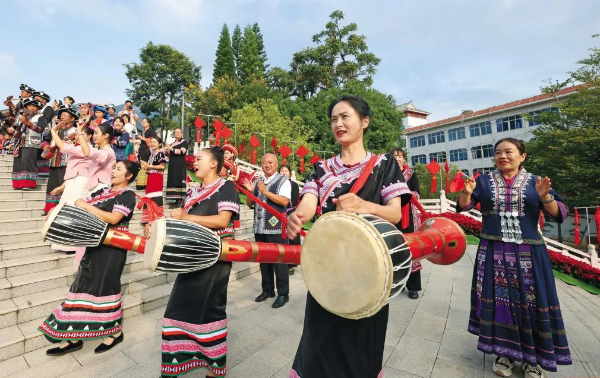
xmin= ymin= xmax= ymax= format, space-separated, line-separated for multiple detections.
xmin=301 ymin=212 xmax=466 ymax=320
xmin=42 ymin=203 xmax=109 ymax=247
xmin=145 ymin=218 xmax=222 ymax=273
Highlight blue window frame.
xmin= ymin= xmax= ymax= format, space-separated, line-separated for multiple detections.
xmin=496 ymin=115 xmax=523 ymax=132
xmin=448 ymin=127 xmax=466 ymax=141
xmin=429 ymin=151 xmax=447 ymax=163
xmin=427 ymin=131 xmax=445 ymax=145
xmin=409 ymin=135 xmax=426 ymax=148
xmin=469 ymin=121 xmax=492 ymax=137
xmin=449 ymin=148 xmax=468 ymax=162
xmin=473 ymin=167 xmax=495 ymax=175
xmin=471 ymin=144 xmax=494 ymax=159
xmin=411 ymin=154 xmax=427 ymax=166
xmin=529 ymin=107 xmax=558 ymax=127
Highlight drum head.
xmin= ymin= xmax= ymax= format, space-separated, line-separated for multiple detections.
xmin=302 ymin=211 xmax=394 ymax=320
xmin=41 ymin=202 xmax=65 ymax=241
xmin=145 ymin=218 xmax=167 ymax=272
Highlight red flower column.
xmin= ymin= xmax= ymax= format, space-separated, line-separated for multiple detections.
xmin=249 ymin=134 xmax=260 ymax=165
xmin=296 ymin=145 xmax=309 ymax=173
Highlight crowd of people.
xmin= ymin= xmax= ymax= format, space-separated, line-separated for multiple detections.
xmin=1 ymin=84 xmax=573 ymax=378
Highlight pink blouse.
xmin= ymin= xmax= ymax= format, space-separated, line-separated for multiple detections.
xmin=61 ymin=144 xmax=90 ymax=182
xmin=61 ymin=144 xmax=116 ymax=190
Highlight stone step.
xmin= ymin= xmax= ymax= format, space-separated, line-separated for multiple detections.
xmin=1 ymin=254 xmax=148 ymax=302
xmin=0 ymin=262 xmax=259 ymax=362
xmin=0 ymin=190 xmax=47 ymax=200
xmin=0 ymin=199 xmax=45 ymax=210
xmin=0 ymin=184 xmax=42 ymax=191
xmin=1 ymin=250 xmax=146 ymax=280
xmin=0 ymin=213 xmax=143 ymax=233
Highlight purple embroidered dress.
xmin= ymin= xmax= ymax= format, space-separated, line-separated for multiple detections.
xmin=290 ymin=152 xmax=411 ymax=378
xmin=456 ymin=168 xmax=572 ymax=371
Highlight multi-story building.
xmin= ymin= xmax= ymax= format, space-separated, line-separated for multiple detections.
xmin=401 ymin=84 xmax=584 ymax=176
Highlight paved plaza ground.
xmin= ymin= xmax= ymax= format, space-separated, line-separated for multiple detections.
xmin=2 ymin=245 xmax=600 ymax=378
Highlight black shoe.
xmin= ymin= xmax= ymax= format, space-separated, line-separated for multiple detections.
xmin=46 ymin=340 xmax=83 ymax=356
xmin=272 ymin=295 xmax=289 ymax=308
xmin=94 ymin=332 xmax=124 ymax=353
xmin=41 ymin=212 xmax=48 ymax=216
xmin=288 ymin=267 xmax=295 ymax=275
xmin=255 ymin=292 xmax=275 ymax=302
xmin=408 ymin=290 xmax=419 ymax=299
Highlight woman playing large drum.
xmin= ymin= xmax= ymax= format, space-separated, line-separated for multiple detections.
xmin=457 ymin=138 xmax=571 ymax=378
xmin=286 ymin=95 xmax=411 ymax=378
xmin=38 ymin=161 xmax=139 ymax=355
xmin=144 ymin=146 xmax=240 ymax=378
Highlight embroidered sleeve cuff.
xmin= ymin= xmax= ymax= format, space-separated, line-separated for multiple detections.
xmin=543 ymin=200 xmax=568 ymax=223
xmin=113 ymin=204 xmax=132 ymax=217
xmin=381 ymin=181 xmax=410 ymax=204
xmin=456 ymin=194 xmax=474 ymax=212
xmin=300 ymin=181 xmax=319 ymax=198
xmin=218 ymin=201 xmax=240 ymax=214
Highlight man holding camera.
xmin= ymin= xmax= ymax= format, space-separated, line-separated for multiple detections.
xmin=118 ymin=100 xmax=139 ymax=125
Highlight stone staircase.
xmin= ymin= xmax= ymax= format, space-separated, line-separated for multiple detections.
xmin=0 ymin=154 xmax=258 ymax=362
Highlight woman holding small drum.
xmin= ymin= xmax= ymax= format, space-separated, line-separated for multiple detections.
xmin=144 ymin=146 xmax=240 ymax=378
xmin=38 ymin=161 xmax=139 ymax=355
xmin=286 ymin=95 xmax=411 ymax=378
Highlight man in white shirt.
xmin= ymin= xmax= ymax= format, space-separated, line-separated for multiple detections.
xmin=118 ymin=100 xmax=140 ymax=125
xmin=243 ymin=153 xmax=291 ymax=308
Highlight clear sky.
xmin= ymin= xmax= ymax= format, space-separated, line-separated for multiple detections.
xmin=1 ymin=0 xmax=598 ymax=122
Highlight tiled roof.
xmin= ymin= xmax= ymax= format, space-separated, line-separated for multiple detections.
xmin=403 ymin=83 xmax=586 ymax=134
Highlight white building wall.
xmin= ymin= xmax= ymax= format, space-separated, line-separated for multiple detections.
xmin=404 ymin=101 xmax=557 ymax=175
xmin=403 ymin=115 xmax=429 ymax=129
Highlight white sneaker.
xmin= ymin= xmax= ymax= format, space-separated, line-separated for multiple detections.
xmin=493 ymin=356 xmax=513 ymax=377
xmin=523 ymin=363 xmax=548 ymax=378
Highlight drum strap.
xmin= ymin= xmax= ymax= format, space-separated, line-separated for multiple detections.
xmin=349 ymin=155 xmax=379 ymax=195
xmin=181 ymin=182 xmax=222 ymax=212
xmin=234 ymin=182 xmax=307 ymax=237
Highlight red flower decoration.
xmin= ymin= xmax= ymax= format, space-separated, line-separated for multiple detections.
xmin=213 ymin=118 xmax=225 ymax=131
xmin=426 ymin=160 xmax=442 ymax=193
xmin=296 ymin=145 xmax=309 ymax=172
xmin=219 ymin=126 xmax=233 ymax=143
xmin=278 ymin=143 xmax=292 ymax=165
xmin=249 ymin=134 xmax=260 ymax=164
xmin=194 ymin=116 xmax=206 ymax=129
xmin=310 ymin=152 xmax=321 ymax=165
xmin=271 ymin=136 xmax=278 ymax=152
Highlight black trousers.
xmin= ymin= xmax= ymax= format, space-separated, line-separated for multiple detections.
xmin=255 ymin=233 xmax=289 ymax=296
xmin=406 ymin=270 xmax=422 ymax=292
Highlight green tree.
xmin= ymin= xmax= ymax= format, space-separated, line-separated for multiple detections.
xmin=231 ymin=25 xmax=244 ymax=81
xmin=287 ymin=10 xmax=381 ymax=98
xmin=252 ymin=23 xmax=269 ymax=74
xmin=525 ymin=35 xmax=600 ymax=206
xmin=276 ymin=82 xmax=404 ymax=154
xmin=239 ymin=25 xmax=263 ymax=83
xmin=230 ymin=98 xmax=313 ymax=173
xmin=213 ymin=24 xmax=236 ymax=81
xmin=124 ymin=42 xmax=201 ymax=138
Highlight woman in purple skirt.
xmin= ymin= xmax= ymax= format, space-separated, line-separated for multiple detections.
xmin=457 ymin=137 xmax=571 ymax=378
